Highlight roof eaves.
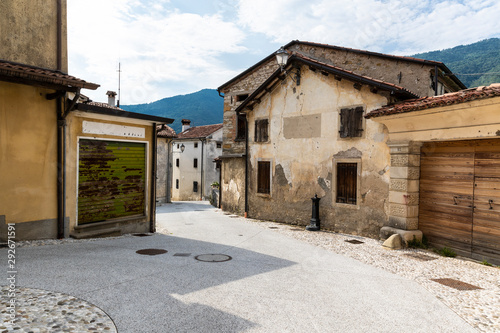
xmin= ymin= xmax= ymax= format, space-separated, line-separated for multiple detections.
xmin=74 ymin=103 xmax=174 ymax=124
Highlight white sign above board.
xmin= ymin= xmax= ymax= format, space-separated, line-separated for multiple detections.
xmin=82 ymin=121 xmax=145 ymax=138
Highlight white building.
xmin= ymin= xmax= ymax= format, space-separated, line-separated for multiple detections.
xmin=171 ymin=120 xmax=223 ymax=201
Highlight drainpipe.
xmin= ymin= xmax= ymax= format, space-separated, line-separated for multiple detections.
xmin=434 ymin=65 xmax=439 ymax=96
xmin=244 ymin=113 xmax=249 ymax=218
xmin=200 ymin=139 xmax=205 ymax=200
xmin=150 ymin=123 xmax=157 ymax=233
xmin=166 ymin=138 xmax=172 ymax=203
xmin=56 ymin=0 xmax=65 ymax=239
xmin=218 ymin=158 xmax=222 ymax=209
xmin=57 ymin=0 xmax=62 ymax=71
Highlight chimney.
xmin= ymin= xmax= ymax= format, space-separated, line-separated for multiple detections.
xmin=181 ymin=119 xmax=191 ymax=132
xmin=106 ymin=91 xmax=117 ymax=107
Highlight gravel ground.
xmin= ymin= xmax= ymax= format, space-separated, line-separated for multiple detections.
xmin=239 ymin=217 xmax=500 ymax=333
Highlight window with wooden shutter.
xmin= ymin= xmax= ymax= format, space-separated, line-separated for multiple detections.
xmin=339 ymin=106 xmax=364 ymax=138
xmin=176 ymin=158 xmax=179 ymax=167
xmin=194 ymin=158 xmax=198 ymax=168
xmin=176 ymin=179 xmax=179 ymax=189
xmin=255 ymin=119 xmax=269 ymax=142
xmin=257 ymin=161 xmax=271 ymax=194
xmin=236 ymin=113 xmax=246 ymax=141
xmin=336 ymin=163 xmax=357 ymax=204
xmin=193 ymin=181 xmax=198 ymax=193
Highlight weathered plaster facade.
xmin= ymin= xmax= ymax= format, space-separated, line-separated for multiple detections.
xmin=246 ymin=67 xmax=391 ymax=237
xmin=156 ymin=137 xmax=173 ymax=203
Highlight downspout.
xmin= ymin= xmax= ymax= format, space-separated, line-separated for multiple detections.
xmin=150 ymin=123 xmax=157 ymax=233
xmin=244 ymin=113 xmax=249 ymax=218
xmin=200 ymin=139 xmax=204 ymax=200
xmin=166 ymin=139 xmax=172 ymax=203
xmin=56 ymin=0 xmax=64 ymax=239
xmin=434 ymin=65 xmax=439 ymax=96
xmin=218 ymin=159 xmax=222 ymax=209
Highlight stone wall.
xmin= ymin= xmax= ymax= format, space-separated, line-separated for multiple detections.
xmin=220 ymin=157 xmax=246 ymax=214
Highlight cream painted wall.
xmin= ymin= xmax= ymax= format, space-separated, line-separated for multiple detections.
xmin=0 ymin=82 xmax=59 ymax=224
xmin=371 ymin=97 xmax=500 ymax=143
xmin=246 ymin=66 xmax=393 ymax=237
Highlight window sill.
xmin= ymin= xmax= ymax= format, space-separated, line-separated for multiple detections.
xmin=334 ymin=202 xmax=360 ymax=210
xmin=256 ymin=193 xmax=271 ymax=198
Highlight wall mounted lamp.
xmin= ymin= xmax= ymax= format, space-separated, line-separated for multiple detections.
xmin=275 ymin=46 xmax=300 ymax=85
xmin=180 ymin=144 xmax=185 ymax=153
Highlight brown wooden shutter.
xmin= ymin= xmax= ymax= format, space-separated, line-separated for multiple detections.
xmin=257 ymin=161 xmax=271 ymax=194
xmin=336 ymin=163 xmax=357 ymax=204
xmin=78 ymin=139 xmax=146 ymax=224
xmin=339 ymin=107 xmax=364 ymax=138
xmin=236 ymin=113 xmax=246 ymax=140
xmin=255 ymin=119 xmax=269 ymax=142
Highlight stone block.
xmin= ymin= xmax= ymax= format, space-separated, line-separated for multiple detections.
xmin=380 ymin=226 xmax=423 ymax=245
xmin=382 ymin=234 xmax=402 ymax=250
xmin=390 ymin=166 xmax=420 ymax=180
xmin=389 ymin=191 xmax=419 ymax=205
xmin=388 ymin=215 xmax=419 ymax=230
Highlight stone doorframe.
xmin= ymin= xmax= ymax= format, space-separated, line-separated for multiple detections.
xmin=380 ymin=141 xmax=423 ymax=243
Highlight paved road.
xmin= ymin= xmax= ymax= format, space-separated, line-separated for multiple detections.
xmin=1 ymin=201 xmax=475 ymax=332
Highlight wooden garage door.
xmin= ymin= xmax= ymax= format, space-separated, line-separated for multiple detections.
xmin=419 ymin=140 xmax=500 ymax=264
xmin=78 ymin=139 xmax=146 ymax=224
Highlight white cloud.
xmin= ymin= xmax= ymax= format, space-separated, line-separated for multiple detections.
xmin=68 ymin=0 xmax=246 ymax=104
xmin=236 ymin=0 xmax=500 ymax=54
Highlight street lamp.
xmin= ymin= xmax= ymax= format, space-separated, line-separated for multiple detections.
xmin=180 ymin=144 xmax=185 ymax=153
xmin=275 ymin=47 xmax=289 ymax=71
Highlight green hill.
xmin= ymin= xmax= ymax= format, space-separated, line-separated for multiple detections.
xmin=121 ymin=89 xmax=223 ymax=133
xmin=411 ymin=38 xmax=500 ymax=88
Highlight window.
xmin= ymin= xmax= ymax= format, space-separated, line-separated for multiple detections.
xmin=176 ymin=158 xmax=179 ymax=167
xmin=216 ymin=143 xmax=222 ymax=149
xmin=257 ymin=161 xmax=271 ymax=194
xmin=236 ymin=113 xmax=246 ymax=141
xmin=193 ymin=158 xmax=198 ymax=168
xmin=177 ymin=144 xmax=179 ymax=149
xmin=339 ymin=106 xmax=364 ymax=138
xmin=236 ymin=94 xmax=249 ymax=102
xmin=336 ymin=163 xmax=357 ymax=204
xmin=254 ymin=119 xmax=269 ymax=142
xmin=193 ymin=181 xmax=198 ymax=193
xmin=176 ymin=179 xmax=179 ymax=189
xmin=194 ymin=143 xmax=198 ymax=148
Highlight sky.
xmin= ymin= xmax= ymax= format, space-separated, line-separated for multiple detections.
xmin=67 ymin=0 xmax=500 ymax=105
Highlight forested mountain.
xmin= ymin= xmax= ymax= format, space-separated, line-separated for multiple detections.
xmin=411 ymin=38 xmax=500 ymax=88
xmin=122 ymin=39 xmax=500 ymax=133
xmin=121 ymin=89 xmax=223 ymax=133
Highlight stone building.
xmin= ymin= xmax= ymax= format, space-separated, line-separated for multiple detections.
xmin=171 ymin=120 xmax=223 ymax=201
xmin=217 ymin=41 xmax=465 ymax=237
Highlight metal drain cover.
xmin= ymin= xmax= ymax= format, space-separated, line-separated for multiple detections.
xmin=345 ymin=239 xmax=364 ymax=244
xmin=195 ymin=254 xmax=232 ymax=262
xmin=404 ymin=253 xmax=437 ymax=261
xmin=431 ymin=278 xmax=482 ymax=290
xmin=136 ymin=249 xmax=167 ymax=256
xmin=132 ymin=233 xmax=152 ymax=237
xmin=173 ymin=253 xmax=191 ymax=257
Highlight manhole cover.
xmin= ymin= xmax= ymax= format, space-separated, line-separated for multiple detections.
xmin=404 ymin=253 xmax=437 ymax=261
xmin=195 ymin=254 xmax=232 ymax=262
xmin=136 ymin=249 xmax=167 ymax=256
xmin=173 ymin=253 xmax=191 ymax=257
xmin=345 ymin=239 xmax=364 ymax=244
xmin=132 ymin=233 xmax=152 ymax=237
xmin=431 ymin=278 xmax=482 ymax=290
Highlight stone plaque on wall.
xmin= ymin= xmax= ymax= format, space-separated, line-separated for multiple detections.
xmin=283 ymin=114 xmax=321 ymax=139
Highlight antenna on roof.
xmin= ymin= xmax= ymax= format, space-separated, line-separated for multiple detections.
xmin=117 ymin=62 xmax=121 ymax=107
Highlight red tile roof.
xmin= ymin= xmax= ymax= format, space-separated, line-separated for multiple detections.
xmin=0 ymin=59 xmax=99 ymax=91
xmin=177 ymin=124 xmax=223 ymax=139
xmin=157 ymin=124 xmax=177 ymax=138
xmin=366 ymin=84 xmax=500 ymax=118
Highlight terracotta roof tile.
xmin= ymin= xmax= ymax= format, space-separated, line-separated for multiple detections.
xmin=156 ymin=124 xmax=177 ymax=138
xmin=177 ymin=123 xmax=223 ymax=139
xmin=0 ymin=59 xmax=99 ymax=90
xmin=366 ymin=84 xmax=500 ymax=118
xmin=86 ymin=101 xmax=124 ymax=111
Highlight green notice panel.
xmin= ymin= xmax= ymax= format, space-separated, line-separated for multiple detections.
xmin=78 ymin=139 xmax=146 ymax=224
